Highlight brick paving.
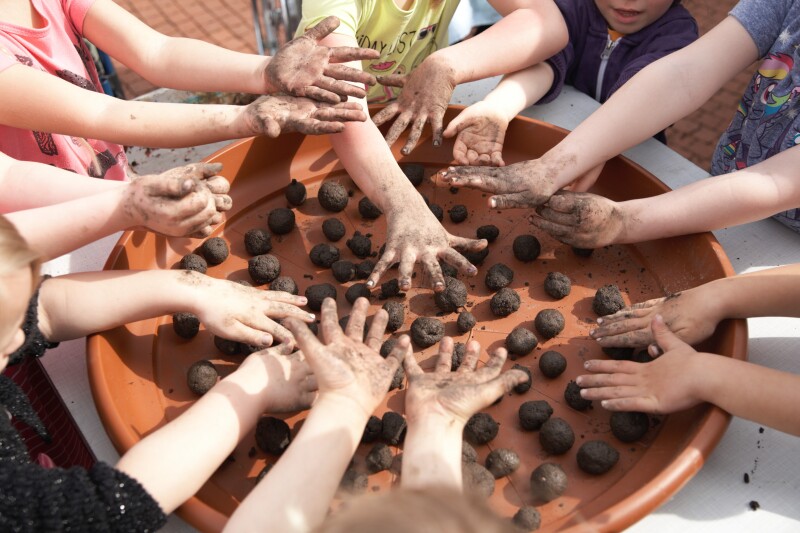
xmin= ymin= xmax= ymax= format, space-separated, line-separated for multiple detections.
xmin=112 ymin=0 xmax=747 ymax=170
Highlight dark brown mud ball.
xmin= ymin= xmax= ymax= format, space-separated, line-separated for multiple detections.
xmin=380 ymin=337 xmax=398 ymax=358
xmin=358 ymin=196 xmax=382 ymax=219
xmin=463 ymin=246 xmax=490 ymax=266
xmin=248 ymin=254 xmax=281 ymax=284
xmin=381 ymin=411 xmax=407 ymax=445
xmin=512 ymin=507 xmax=542 ymax=532
xmin=511 ymin=364 xmax=532 ymax=394
xmin=463 ymin=462 xmax=495 ymax=498
xmin=464 ymin=412 xmax=499 ymax=445
xmin=439 ymin=261 xmax=458 ymax=278
xmin=244 ymin=228 xmax=272 ymax=256
xmin=429 ymin=203 xmax=444 ymax=221
xmin=485 ymin=448 xmax=520 ymax=478
xmin=285 ymin=178 xmax=307 ymax=206
xmin=456 ymin=311 xmax=476 ymax=333
xmin=477 ymin=224 xmax=500 ymax=243
xmin=490 ymin=288 xmax=521 ymax=317
xmin=539 ymin=417 xmax=575 ymax=455
xmin=304 ymin=283 xmax=337 ymax=312
xmin=346 ymin=231 xmax=372 ymax=259
xmin=512 ymin=235 xmax=541 ymax=262
xmin=452 ymin=342 xmax=466 ymax=371
xmin=577 ymin=440 xmax=620 ymax=475
xmin=632 ymin=349 xmax=653 ymax=363
xmin=382 ymin=301 xmax=405 ymax=332
xmin=518 ymin=400 xmax=553 ymax=431
xmin=332 ymin=260 xmax=356 ymax=283
xmin=322 ymin=217 xmax=346 ymax=242
xmin=485 ymin=263 xmax=514 ymax=291
xmin=400 ymin=163 xmax=425 ymax=186
xmin=539 ymin=351 xmax=567 ymax=378
xmin=355 ymin=260 xmax=375 ymax=279
xmin=410 ymin=316 xmax=445 ymax=348
xmin=602 ymin=346 xmax=636 ymax=360
xmin=267 ymin=207 xmax=295 ymax=235
xmin=318 ymin=181 xmax=349 ymax=212
xmin=345 ymin=282 xmax=371 ymax=305
xmin=340 ymin=468 xmax=368 ymax=494
xmin=214 ymin=335 xmax=241 ymax=356
xmin=309 ymin=243 xmax=340 ymax=268
xmin=389 ymin=366 xmax=405 ymax=391
xmin=381 ymin=278 xmax=401 ymax=299
xmin=530 ymin=463 xmax=568 ymax=502
xmin=448 ymin=204 xmax=468 ymax=223
xmin=564 ymin=380 xmax=592 ymax=411
xmin=610 ymin=411 xmax=650 ymax=443
xmin=179 ymin=253 xmax=207 ymax=274
xmin=593 ymin=284 xmax=625 ymax=316
xmin=172 ymin=312 xmax=200 ymax=339
xmin=200 ymin=237 xmax=229 ymax=266
xmin=366 ymin=442 xmax=393 ymax=474
xmin=544 ymin=272 xmax=571 ymax=300
xmin=270 ymin=276 xmax=298 ymax=295
xmin=187 ymin=360 xmax=218 ymax=395
xmin=571 ymin=246 xmax=594 ymax=257
xmin=434 ymin=276 xmax=467 ymax=313
xmin=534 ymin=309 xmax=565 ymax=339
xmin=506 ymin=326 xmax=538 ymax=357
xmin=255 ymin=416 xmax=291 ymax=455
xmin=462 ymin=441 xmax=478 ymax=463
xmin=361 ymin=415 xmax=383 ymax=443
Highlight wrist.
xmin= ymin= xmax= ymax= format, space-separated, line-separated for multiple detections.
xmin=701 ymin=277 xmax=736 ymax=322
xmin=315 ymin=392 xmax=375 ymax=426
xmin=426 ymin=52 xmax=460 ymax=85
xmin=258 ymin=57 xmax=277 ymax=94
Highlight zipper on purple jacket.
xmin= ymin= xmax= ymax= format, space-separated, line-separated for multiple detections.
xmin=596 ymin=35 xmax=621 ymax=100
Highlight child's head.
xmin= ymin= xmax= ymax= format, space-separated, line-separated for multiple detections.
xmin=594 ymin=0 xmax=675 ymax=34
xmin=0 ymin=216 xmax=39 ymax=373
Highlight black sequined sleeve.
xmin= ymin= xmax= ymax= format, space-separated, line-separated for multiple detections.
xmin=8 ymin=276 xmax=59 ymax=366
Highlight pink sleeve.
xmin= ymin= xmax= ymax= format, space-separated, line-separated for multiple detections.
xmin=62 ymin=0 xmax=98 ymax=36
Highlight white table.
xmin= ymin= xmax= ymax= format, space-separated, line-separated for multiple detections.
xmin=41 ymin=80 xmax=800 ymax=532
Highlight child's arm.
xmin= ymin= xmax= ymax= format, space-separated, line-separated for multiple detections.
xmin=224 ymin=297 xmax=405 ymax=532
xmin=373 ymin=2 xmax=567 ymax=154
xmin=578 ymin=315 xmax=800 ymax=436
xmin=37 ymin=270 xmax=314 ymax=347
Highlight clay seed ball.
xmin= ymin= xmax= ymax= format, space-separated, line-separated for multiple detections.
xmin=534 ymin=309 xmax=565 ymax=339
xmin=172 ymin=312 xmax=200 ymax=339
xmin=577 ymin=440 xmax=620 ymax=475
xmin=539 ymin=350 xmax=567 ymax=378
xmin=381 ymin=411 xmax=407 ymax=445
xmin=490 ymin=287 xmax=521 ymax=317
xmin=345 ymin=282 xmax=371 ymax=304
xmin=539 ymin=417 xmax=575 ymax=455
xmin=382 ymin=301 xmax=405 ymax=332
xmin=462 ymin=462 xmax=495 ymax=498
xmin=593 ymin=284 xmax=625 ymax=316
xmin=511 ymin=364 xmax=532 ymax=394
xmin=179 ymin=253 xmax=207 ymax=274
xmin=214 ymin=335 xmax=241 ymax=356
xmin=355 ymin=260 xmax=375 ymax=279
xmin=199 ymin=237 xmax=229 ymax=266
xmin=255 ymin=416 xmax=291 ymax=455
xmin=485 ymin=263 xmax=514 ymax=292
xmin=530 ymin=462 xmax=568 ymax=502
xmin=340 ymin=468 xmax=368 ymax=494
xmin=361 ymin=415 xmax=383 ymax=444
xmin=186 ymin=360 xmax=218 ymax=395
xmin=309 ymin=243 xmax=340 ymax=268
xmin=462 ymin=441 xmax=478 ymax=463
xmin=389 ymin=366 xmax=405 ymax=391
xmin=380 ymin=337 xmax=398 ymax=358
xmin=476 ymin=224 xmax=500 ymax=243
xmin=571 ymin=246 xmax=594 ymax=257
xmin=269 ymin=276 xmax=298 ymax=295
xmin=381 ymin=278 xmax=402 ymax=299
xmin=433 ymin=276 xmax=467 ymax=313
xmin=512 ymin=234 xmax=541 ymax=262
xmin=267 ymin=207 xmax=295 ymax=235
xmin=358 ymin=196 xmax=383 ymax=219
xmin=366 ymin=442 xmax=393 ymax=473
xmin=456 ymin=310 xmax=476 ymax=333
xmin=610 ymin=411 xmax=650 ymax=443
xmin=346 ymin=231 xmax=372 ymax=259
xmin=428 ymin=203 xmax=444 ymax=221
xmin=485 ymin=448 xmax=520 ymax=478
xmin=248 ymin=254 xmax=281 ymax=284
xmin=448 ymin=204 xmax=468 ymax=223
xmin=244 ymin=228 xmax=272 ymax=256
xmin=409 ymin=316 xmax=445 ymax=348
xmin=512 ymin=507 xmax=542 ymax=532
xmin=331 ymin=260 xmax=356 ymax=283
xmin=463 ymin=247 xmax=490 ymax=266
xmin=464 ymin=412 xmax=499 ymax=445
xmin=285 ymin=178 xmax=307 ymax=206
xmin=452 ymin=342 xmax=466 ymax=371
xmin=518 ymin=400 xmax=553 ymax=431
xmin=603 ymin=346 xmax=636 ymax=360
xmin=318 ymin=181 xmax=349 ymax=212
xmin=439 ymin=261 xmax=458 ymax=278
xmin=400 ymin=163 xmax=425 ymax=186
xmin=304 ymin=283 xmax=337 ymax=312
xmin=322 ymin=217 xmax=346 ymax=242
xmin=506 ymin=326 xmax=538 ymax=358
xmin=564 ymin=380 xmax=592 ymax=411
xmin=544 ymin=271 xmax=571 ymax=300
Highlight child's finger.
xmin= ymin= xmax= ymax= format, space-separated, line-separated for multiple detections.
xmin=260 ymin=301 xmax=315 ymax=323
xmin=491 ymin=151 xmax=505 ymax=167
xmin=375 ymin=74 xmax=406 ymax=88
xmin=371 ymin=103 xmax=400 ymax=127
xmin=364 ymin=309 xmax=389 ymax=351
xmin=544 ymin=191 xmax=580 ymax=213
xmin=344 ymin=297 xmax=370 ymax=342
xmin=300 ymin=86 xmax=341 ymax=104
xmin=303 ymin=15 xmax=340 ymax=41
xmin=435 ymin=337 xmax=455 ymax=373
xmin=313 ymin=106 xmax=368 ymax=123
xmin=284 ymin=317 xmax=326 ymax=363
xmin=582 ymin=358 xmax=638 ymax=375
xmin=650 ymin=314 xmax=688 ymax=352
xmin=401 ymin=117 xmax=428 ymax=155
xmin=323 ymin=63 xmax=377 ymax=86
xmin=383 ymin=336 xmax=407 ymax=376
xmin=319 ymin=297 xmax=343 ymax=344
xmin=419 ymin=254 xmax=444 ymax=292
xmin=261 ymin=290 xmax=309 ymax=306
xmin=293 ymin=119 xmax=346 ymax=135
xmin=365 ymin=248 xmax=397 ymax=289
xmin=575 ymin=371 xmax=637 ymax=389
xmin=198 ymin=162 xmax=224 ymax=179
xmin=457 ymin=340 xmax=482 ymax=372
xmin=384 ymin=113 xmax=413 ymax=146
xmin=528 ymin=216 xmax=574 ymax=241
xmin=203 ymin=174 xmax=230 ymax=194
xmin=402 ymin=338 xmax=424 ymax=377
xmin=447 ymin=235 xmax=487 ymax=253
xmin=313 ymin=76 xmax=368 ymax=100
xmin=327 ymin=46 xmax=381 ymax=64
xmin=592 ymin=316 xmax=651 ymax=341
xmin=490 ymin=191 xmax=538 ymax=210
xmin=474 ymin=347 xmax=508 ymax=380
xmin=535 ymin=206 xmax=578 ymax=226
xmin=438 ymin=248 xmax=477 ymax=278
xmin=431 ymin=111 xmax=445 ymax=147
xmin=475 ymin=369 xmax=529 ymax=407
xmin=595 ymin=330 xmax=652 ymax=348
xmin=599 ymin=396 xmax=653 ymax=413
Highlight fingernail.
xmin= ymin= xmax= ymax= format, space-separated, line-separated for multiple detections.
xmin=601 ymin=400 xmax=610 ymax=408
xmin=489 ymin=198 xmax=497 ymax=208
xmin=579 ymin=388 xmax=587 ymax=396
xmin=583 ymin=361 xmax=591 ymax=369
xmin=596 ymin=318 xmax=604 ymax=324
xmin=307 ymin=313 xmax=315 ymax=320
xmin=433 ymin=140 xmax=441 ymax=147
xmin=298 ymin=297 xmax=308 ymax=304
xmin=435 ymin=282 xmax=444 ymax=290
xmin=366 ymin=280 xmax=375 ymax=288
xmin=467 ymin=266 xmax=477 ymax=275
xmin=589 ymin=329 xmax=596 ymax=337
xmin=576 ymin=376 xmax=583 ymax=385
xmin=261 ymin=335 xmax=272 ymax=345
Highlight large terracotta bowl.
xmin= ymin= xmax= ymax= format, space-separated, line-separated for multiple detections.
xmin=88 ymin=107 xmax=746 ymax=532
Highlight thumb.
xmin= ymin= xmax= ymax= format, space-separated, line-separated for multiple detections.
xmin=650 ymin=314 xmax=687 ymax=354
xmin=443 ymin=113 xmax=468 ymax=138
xmin=200 ymin=162 xmax=224 ymax=179
xmin=155 ymin=173 xmax=195 ymax=198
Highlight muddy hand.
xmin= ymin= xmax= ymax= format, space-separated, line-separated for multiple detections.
xmin=239 ymin=344 xmax=317 ymax=413
xmin=245 ymin=95 xmax=367 ymax=137
xmin=443 ymin=102 xmax=507 ymax=166
xmin=530 ymin=190 xmax=625 ymax=248
xmin=264 ymin=16 xmax=379 ymax=103
xmin=372 ymin=56 xmax=456 ymax=155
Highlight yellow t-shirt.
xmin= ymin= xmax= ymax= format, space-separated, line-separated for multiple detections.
xmin=297 ymin=0 xmax=459 ymax=103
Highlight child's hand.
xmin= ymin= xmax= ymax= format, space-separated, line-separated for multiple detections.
xmin=577 ymin=315 xmax=708 ymax=414
xmin=443 ymin=102 xmax=508 ymax=167
xmin=283 ymin=297 xmax=407 ymax=416
xmin=530 ymin=190 xmax=626 ymax=248
xmin=372 ymin=56 xmax=456 ymax=155
xmin=403 ymin=337 xmax=527 ymax=425
xmin=238 ymin=344 xmax=317 ymax=413
xmin=264 ymin=16 xmax=380 ymax=103
xmin=244 ymin=95 xmax=367 ymax=137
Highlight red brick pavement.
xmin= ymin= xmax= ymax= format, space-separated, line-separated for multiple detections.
xmin=113 ymin=0 xmax=749 ymax=170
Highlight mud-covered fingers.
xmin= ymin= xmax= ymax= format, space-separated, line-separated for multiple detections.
xmin=581 ymin=358 xmax=639 ymax=375
xmin=344 ymin=297 xmax=370 ymax=342
xmin=375 ymin=74 xmax=406 ymax=88
xmin=261 ymin=290 xmax=308 ymax=307
xmin=323 ymin=63 xmax=376 ymax=86
xmin=436 ymin=336 xmax=455 ymax=373
xmin=397 ymin=250 xmax=417 ymax=291
xmin=328 ymin=46 xmax=380 ymax=64
xmin=401 ymin=116 xmax=428 ymax=155
xmin=384 ymin=113 xmax=414 ymax=146
xmin=476 ymin=369 xmax=529 ymax=406
xmin=594 ymin=330 xmax=653 ymax=348
xmin=312 ymin=105 xmax=368 ymax=123
xmin=365 ymin=309 xmax=389 ymax=351
xmin=528 ymin=216 xmax=575 ymax=242
xmin=256 ymin=318 xmax=295 ymax=347
xmin=302 ymin=15 xmax=340 ymax=40
xmin=594 ymin=396 xmax=653 ymax=413
xmin=574 ymin=370 xmax=639 ymax=390
xmin=448 ymin=235 xmax=487 ymax=254
xmin=260 ymin=300 xmax=315 ymax=323
xmin=384 ymin=335 xmax=409 ymax=375
xmin=592 ymin=316 xmax=651 ymax=339
xmin=224 ymin=321 xmax=274 ymax=347
xmin=490 ymin=192 xmax=541 ymax=210
xmin=318 ymin=297 xmax=343 ymax=344
xmin=284 ymin=317 xmax=326 ymax=364
xmin=543 ymin=190 xmax=580 ymax=212
xmin=292 ymin=118 xmax=346 ymax=135
xmin=535 ymin=206 xmax=579 ymax=226
xmin=439 ymin=248 xmax=477 ymax=278
xmin=401 ymin=337 xmax=424 ymax=377
xmin=299 ymin=86 xmax=341 ymax=104
xmin=457 ymin=340 xmax=481 ymax=372
xmin=474 ymin=347 xmax=508 ymax=380
xmin=430 ymin=110 xmax=445 ymax=148
xmin=313 ymin=75 xmax=368 ymax=100
xmin=366 ymin=249 xmax=397 ymax=288
xmin=420 ymin=254 xmax=444 ymax=292
xmin=491 ymin=151 xmax=505 ymax=167
xmin=371 ymin=103 xmax=401 ymax=127
xmin=213 ymin=194 xmax=233 ymax=212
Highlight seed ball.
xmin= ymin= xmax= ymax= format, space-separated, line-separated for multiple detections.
xmin=173 ymin=312 xmax=200 ymax=339
xmin=322 ymin=217 xmax=346 ymax=242
xmin=452 ymin=342 xmax=466 ymax=371
xmin=410 ymin=317 xmax=445 ymax=348
xmin=456 ymin=311 xmax=476 ymax=333
xmin=462 ymin=441 xmax=478 ymax=463
xmin=318 ymin=181 xmax=349 ymax=212
xmin=512 ymin=235 xmax=541 ymax=262
xmin=380 ymin=337 xmax=398 ymax=358
xmin=448 ymin=204 xmax=468 ymax=223
xmin=485 ymin=448 xmax=520 ymax=478
xmin=285 ymin=178 xmax=307 ymax=206
xmin=267 ymin=207 xmax=295 ymax=235
xmin=603 ymin=346 xmax=636 ymax=360
xmin=485 ymin=263 xmax=514 ymax=291
xmin=361 ymin=415 xmax=383 ymax=443
xmin=544 ymin=272 xmax=571 ymax=299
xmin=511 ymin=364 xmax=532 ymax=394
xmin=340 ymin=468 xmax=368 ymax=494
xmin=179 ymin=253 xmax=207 ymax=274
xmin=304 ymin=283 xmax=337 ymax=311
xmin=214 ymin=335 xmax=241 ymax=356
xmin=389 ymin=365 xmax=405 ymax=391
xmin=309 ymin=243 xmax=340 ymax=268
xmin=572 ymin=246 xmax=594 ymax=257
xmin=345 ymin=282 xmax=371 ymax=304
xmin=476 ymin=224 xmax=500 ymax=243
xmin=539 ymin=351 xmax=567 ymax=378
xmin=331 ymin=260 xmax=356 ymax=283
xmin=358 ymin=196 xmax=382 ymax=219
xmin=187 ymin=360 xmax=218 ymax=395
xmin=346 ymin=231 xmax=372 ymax=259
xmin=199 ymin=237 xmax=229 ymax=266
xmin=464 ymin=412 xmax=499 ymax=445
xmin=381 ymin=411 xmax=407 ymax=445
xmin=463 ymin=247 xmax=490 ymax=266
xmin=513 ymin=507 xmax=542 ymax=532
xmin=255 ymin=416 xmax=291 ymax=455
xmin=355 ymin=260 xmax=375 ymax=279
xmin=534 ymin=309 xmax=565 ymax=339
xmin=429 ymin=203 xmax=444 ymax=221
xmin=382 ymin=301 xmax=404 ymax=332
xmin=505 ymin=327 xmax=538 ymax=358
xmin=610 ymin=411 xmax=650 ymax=443
xmin=518 ymin=400 xmax=553 ymax=431
xmin=400 ymin=163 xmax=425 ymax=186
xmin=433 ymin=276 xmax=467 ymax=313
xmin=268 ymin=276 xmax=297 ymax=295
xmin=366 ymin=443 xmax=393 ymax=473
xmin=577 ymin=440 xmax=620 ymax=475
xmin=244 ymin=228 xmax=272 ymax=256
xmin=593 ymin=284 xmax=625 ymax=316
xmin=463 ymin=462 xmax=495 ymax=498
xmin=248 ymin=254 xmax=281 ymax=284
xmin=439 ymin=261 xmax=458 ymax=278
xmin=539 ymin=417 xmax=575 ymax=455
xmin=490 ymin=287 xmax=521 ymax=317
xmin=381 ymin=278 xmax=401 ymax=299
xmin=564 ymin=380 xmax=592 ymax=411
xmin=530 ymin=463 xmax=568 ymax=502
